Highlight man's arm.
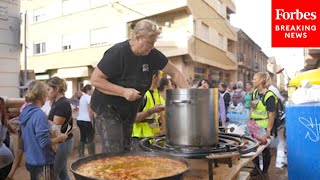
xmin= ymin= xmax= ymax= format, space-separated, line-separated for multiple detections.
xmin=135 ymin=110 xmax=153 ymax=122
xmin=135 ymin=105 xmax=165 ymax=122
xmin=91 ymin=67 xmax=141 ymax=101
xmin=265 ymin=95 xmax=277 ymax=137
xmin=159 ymin=112 xmax=166 ymax=132
xmin=162 ymin=61 xmax=189 ymax=88
xmin=266 ymin=111 xmax=276 ymax=137
xmin=88 ymin=106 xmax=94 ymax=121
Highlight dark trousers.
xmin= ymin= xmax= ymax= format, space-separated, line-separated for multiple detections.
xmin=1 ymin=131 xmax=12 ymax=179
xmin=253 ymin=146 xmax=271 ymax=173
xmin=77 ymin=121 xmax=95 ymax=143
xmin=94 ymin=105 xmax=135 ymax=153
xmin=132 ymin=137 xmax=143 ymax=151
xmin=0 ymin=162 xmax=12 ymax=179
xmin=25 ymin=163 xmax=54 ymax=180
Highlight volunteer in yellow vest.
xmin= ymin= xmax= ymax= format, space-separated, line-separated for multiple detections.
xmin=132 ymin=70 xmax=165 ymax=149
xmin=158 ymin=77 xmax=173 ymax=131
xmin=250 ymin=72 xmax=277 ymax=175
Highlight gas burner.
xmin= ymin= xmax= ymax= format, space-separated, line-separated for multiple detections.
xmin=139 ymin=132 xmax=259 ymax=158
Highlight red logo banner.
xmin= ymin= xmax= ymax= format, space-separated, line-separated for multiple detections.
xmin=271 ymin=0 xmax=320 ymax=47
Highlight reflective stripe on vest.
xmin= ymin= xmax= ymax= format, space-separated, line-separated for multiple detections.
xmin=251 ymin=89 xmax=277 ymax=128
xmin=255 ymin=119 xmax=268 ymax=128
xmin=143 ymin=90 xmax=162 ymax=120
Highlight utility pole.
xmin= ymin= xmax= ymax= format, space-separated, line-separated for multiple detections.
xmin=23 ymin=11 xmax=27 ymax=85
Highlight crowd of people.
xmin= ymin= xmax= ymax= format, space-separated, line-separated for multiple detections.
xmin=0 ymin=19 xmax=287 ymax=179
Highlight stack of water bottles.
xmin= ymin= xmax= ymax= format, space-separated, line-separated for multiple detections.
xmin=227 ymin=103 xmax=250 ymax=126
xmin=226 ymin=103 xmax=250 ymax=135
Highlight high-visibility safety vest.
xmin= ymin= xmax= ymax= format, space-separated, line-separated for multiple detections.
xmin=132 ymin=89 xmax=165 ymax=138
xmin=251 ymin=89 xmax=277 ymax=128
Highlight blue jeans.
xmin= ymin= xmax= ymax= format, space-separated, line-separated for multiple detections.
xmin=25 ymin=163 xmax=54 ymax=180
xmin=54 ymin=138 xmax=73 ymax=180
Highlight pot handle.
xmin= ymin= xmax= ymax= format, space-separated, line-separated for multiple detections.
xmin=170 ymin=100 xmax=192 ymax=104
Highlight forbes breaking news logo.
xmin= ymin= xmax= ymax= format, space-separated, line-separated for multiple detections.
xmin=275 ymin=9 xmax=316 ymax=38
xmin=272 ymin=0 xmax=320 ymax=47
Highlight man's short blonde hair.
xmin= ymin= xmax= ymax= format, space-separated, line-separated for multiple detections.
xmin=132 ymin=19 xmax=161 ymax=38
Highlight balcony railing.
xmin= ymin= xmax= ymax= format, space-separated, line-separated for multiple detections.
xmin=156 ymin=29 xmax=191 ymax=48
xmin=226 ymin=51 xmax=237 ymax=62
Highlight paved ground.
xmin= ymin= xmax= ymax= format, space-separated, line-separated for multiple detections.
xmin=248 ymin=127 xmax=288 ymax=180
xmin=10 ymin=127 xmax=288 ymax=180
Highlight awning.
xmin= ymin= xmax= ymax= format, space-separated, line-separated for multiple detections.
xmin=55 ymin=66 xmax=89 ymax=78
xmin=289 ymin=68 xmax=320 ymax=86
xmin=35 ymin=74 xmax=50 ymax=80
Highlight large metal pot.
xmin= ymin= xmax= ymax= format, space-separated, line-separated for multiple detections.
xmin=165 ymin=88 xmax=219 ymax=146
xmin=70 ymin=152 xmax=190 ymax=180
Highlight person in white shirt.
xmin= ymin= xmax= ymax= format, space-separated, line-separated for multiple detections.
xmin=77 ymin=84 xmax=95 ymax=157
xmin=41 ymin=100 xmax=52 ymax=116
xmin=268 ymin=85 xmax=285 ymax=102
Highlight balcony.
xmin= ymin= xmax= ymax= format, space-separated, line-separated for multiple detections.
xmin=155 ymin=29 xmax=190 ymax=57
xmin=305 ymin=48 xmax=320 ymax=70
xmin=308 ymin=48 xmax=320 ymax=55
xmin=226 ymin=51 xmax=237 ymax=63
xmin=221 ymin=0 xmax=236 ymax=13
xmin=188 ymin=36 xmax=237 ymax=70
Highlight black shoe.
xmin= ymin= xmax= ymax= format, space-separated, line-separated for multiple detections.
xmin=250 ymin=169 xmax=259 ymax=176
xmin=262 ymin=172 xmax=269 ymax=180
xmin=262 ymin=169 xmax=268 ymax=174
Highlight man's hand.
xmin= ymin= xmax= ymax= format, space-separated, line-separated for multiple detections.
xmin=58 ymin=134 xmax=68 ymax=143
xmin=149 ymin=105 xmax=165 ymax=114
xmin=266 ymin=129 xmax=271 ymax=138
xmin=123 ymin=88 xmax=141 ymax=101
xmin=251 ymin=100 xmax=259 ymax=108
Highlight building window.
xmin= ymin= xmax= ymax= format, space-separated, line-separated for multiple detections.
xmin=208 ymin=71 xmax=222 ymax=87
xmin=33 ymin=8 xmax=47 ymax=23
xmin=215 ymin=0 xmax=225 ymax=16
xmin=90 ymin=28 xmax=108 ymax=46
xmin=224 ymin=73 xmax=230 ymax=84
xmin=194 ymin=67 xmax=206 ymax=79
xmin=62 ymin=45 xmax=71 ymax=50
xmin=201 ymin=22 xmax=209 ymax=39
xmin=90 ymin=27 xmax=121 ymax=46
xmin=34 ymin=42 xmax=46 ymax=54
xmin=62 ymin=35 xmax=72 ymax=50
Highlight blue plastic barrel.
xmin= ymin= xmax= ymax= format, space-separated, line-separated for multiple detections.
xmin=286 ymin=103 xmax=320 ymax=180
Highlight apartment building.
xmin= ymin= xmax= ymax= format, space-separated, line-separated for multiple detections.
xmin=0 ymin=0 xmax=20 ymax=98
xmin=236 ymin=29 xmax=269 ymax=84
xmin=236 ymin=29 xmax=287 ymax=90
xmin=267 ymin=57 xmax=280 ymax=88
xmin=21 ymin=0 xmax=237 ymax=96
xmin=276 ymin=64 xmax=286 ymax=91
